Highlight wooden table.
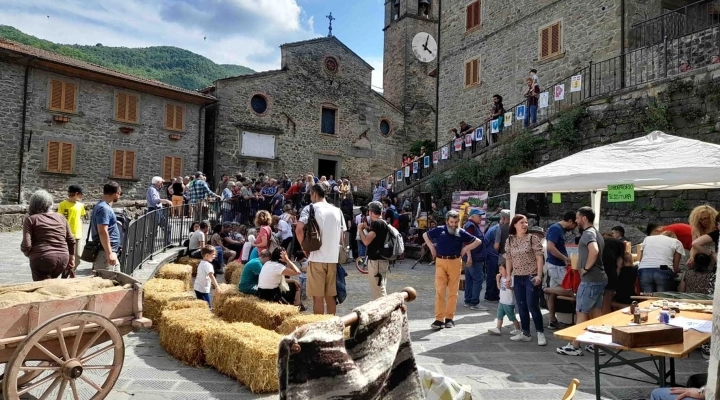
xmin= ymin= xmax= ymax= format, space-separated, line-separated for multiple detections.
xmin=554 ymin=301 xmax=712 ymax=400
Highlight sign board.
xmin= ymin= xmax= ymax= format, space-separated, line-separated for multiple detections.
xmin=552 ymin=193 xmax=561 ymax=204
xmin=241 ymin=131 xmax=276 ymax=159
xmin=570 ymin=75 xmax=582 ymax=92
xmin=607 ymin=184 xmax=635 ymax=202
xmin=554 ymin=84 xmax=565 ymax=101
xmin=539 ymin=92 xmax=549 ymax=108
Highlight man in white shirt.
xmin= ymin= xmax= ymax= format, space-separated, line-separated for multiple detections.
xmin=296 ymin=184 xmax=347 ymax=315
xmin=638 ymin=227 xmax=685 ymax=293
xmin=273 ymin=215 xmax=294 ymax=249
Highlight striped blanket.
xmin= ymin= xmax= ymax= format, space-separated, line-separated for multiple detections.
xmin=278 ymin=292 xmax=424 ymax=399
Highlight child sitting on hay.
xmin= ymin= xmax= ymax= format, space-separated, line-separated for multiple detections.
xmin=195 ymin=245 xmax=223 ymax=307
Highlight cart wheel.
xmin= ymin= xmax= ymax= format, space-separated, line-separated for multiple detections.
xmin=355 ymin=256 xmax=369 ymax=274
xmin=2 ymin=311 xmax=125 ymax=400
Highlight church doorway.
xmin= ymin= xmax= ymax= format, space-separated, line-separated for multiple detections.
xmin=317 ymin=158 xmax=337 ymax=180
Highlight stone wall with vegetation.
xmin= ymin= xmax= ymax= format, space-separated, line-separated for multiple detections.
xmin=416 ymin=64 xmax=720 ymax=229
xmin=0 ymin=200 xmax=148 ymax=232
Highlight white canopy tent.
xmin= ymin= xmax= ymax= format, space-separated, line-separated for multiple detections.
xmin=509 ymin=131 xmax=720 ymax=226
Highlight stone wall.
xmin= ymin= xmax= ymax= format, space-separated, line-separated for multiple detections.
xmin=213 ymin=38 xmax=406 ymax=183
xmin=437 ymin=0 xmax=662 ymax=136
xmin=0 ymin=61 xmax=205 ymax=204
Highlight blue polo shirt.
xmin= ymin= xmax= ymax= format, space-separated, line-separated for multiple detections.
xmin=463 ymin=221 xmax=487 ymax=261
xmin=484 ymin=225 xmax=499 ymax=258
xmin=546 ymin=222 xmax=567 ymax=266
xmin=426 ymin=226 xmax=477 ymax=256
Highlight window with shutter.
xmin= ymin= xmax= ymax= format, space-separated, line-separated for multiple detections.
xmin=464 ymin=58 xmax=480 ymax=87
xmin=165 ymin=104 xmax=185 ymax=131
xmin=112 ymin=150 xmax=136 ymax=179
xmin=49 ymin=80 xmax=77 ymax=113
xmin=46 ymin=141 xmax=74 ymax=174
xmin=162 ymin=156 xmax=182 ymax=181
xmin=321 ymin=106 xmax=337 ymax=134
xmin=540 ymin=21 xmax=562 ymax=59
xmin=174 ymin=106 xmax=184 ymax=131
xmin=465 ymin=1 xmax=481 ymax=31
xmin=116 ymin=93 xmax=139 ymax=123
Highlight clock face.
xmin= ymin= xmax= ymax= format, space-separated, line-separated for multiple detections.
xmin=411 ymin=32 xmax=437 ymax=63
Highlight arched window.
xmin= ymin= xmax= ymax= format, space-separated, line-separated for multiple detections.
xmin=250 ymin=94 xmax=268 ymax=115
xmin=379 ymin=119 xmax=392 ymax=136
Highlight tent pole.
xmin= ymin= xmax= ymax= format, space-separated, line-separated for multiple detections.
xmin=591 ymin=191 xmax=602 ymax=227
xmin=510 ymin=189 xmax=518 ymax=220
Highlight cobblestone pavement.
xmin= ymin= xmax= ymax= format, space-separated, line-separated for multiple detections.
xmin=0 ymin=229 xmax=710 ymax=399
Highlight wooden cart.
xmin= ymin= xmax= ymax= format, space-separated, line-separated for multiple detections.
xmin=0 ymin=270 xmax=151 ymax=400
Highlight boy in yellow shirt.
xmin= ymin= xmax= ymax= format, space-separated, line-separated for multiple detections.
xmin=57 ymin=185 xmax=86 ymax=270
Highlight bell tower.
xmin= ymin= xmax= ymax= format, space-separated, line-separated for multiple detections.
xmin=383 ymin=0 xmax=438 ymax=142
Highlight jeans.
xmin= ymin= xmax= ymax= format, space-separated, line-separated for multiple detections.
xmin=524 ymin=105 xmax=538 ymax=127
xmin=649 ymin=388 xmax=677 ymax=400
xmin=484 ymin=256 xmax=500 ymax=301
xmin=638 ymin=268 xmax=675 ymax=293
xmin=513 ymin=275 xmax=544 ymax=336
xmin=356 ymin=240 xmax=367 ymax=257
xmin=464 ymin=260 xmax=485 ymax=305
xmin=195 ymin=290 xmax=211 ymax=307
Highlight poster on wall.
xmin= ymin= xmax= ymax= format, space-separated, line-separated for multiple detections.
xmin=413 ymin=162 xmax=418 ymax=173
xmin=454 ymin=138 xmax=463 ymax=151
xmin=504 ymin=112 xmax=513 ymax=127
xmin=491 ymin=119 xmax=500 ymax=133
xmin=571 ymin=75 xmax=582 ymax=92
xmin=539 ymin=92 xmax=549 ymax=108
xmin=554 ymin=84 xmax=565 ymax=101
xmin=404 ymin=166 xmax=410 ymax=177
xmin=432 ymin=150 xmax=439 ymax=164
xmin=441 ymin=146 xmax=449 ymax=160
xmin=516 ymin=105 xmax=526 ymax=121
xmin=451 ymin=191 xmax=490 ymax=233
xmin=464 ymin=134 xmax=473 ymax=148
xmin=396 ymin=170 xmax=403 ymax=181
xmin=424 ymin=156 xmax=430 ymax=168
xmin=475 ymin=127 xmax=484 ymax=141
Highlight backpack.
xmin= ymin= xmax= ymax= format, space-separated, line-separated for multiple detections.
xmin=113 ymin=207 xmax=131 ymax=252
xmin=301 ymin=204 xmax=322 ymax=252
xmin=380 ymin=221 xmax=404 ymax=260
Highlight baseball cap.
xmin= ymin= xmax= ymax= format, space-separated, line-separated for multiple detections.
xmin=196 ymin=171 xmax=204 ymax=177
xmin=68 ymin=185 xmax=83 ymax=194
xmin=468 ymin=209 xmax=485 ymax=217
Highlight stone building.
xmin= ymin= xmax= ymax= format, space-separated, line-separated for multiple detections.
xmin=437 ymin=0 xmax=666 ymax=133
xmin=208 ymin=36 xmax=410 ymax=183
xmin=0 ymin=39 xmax=215 ymax=203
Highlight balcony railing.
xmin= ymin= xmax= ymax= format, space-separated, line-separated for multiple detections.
xmin=630 ymin=0 xmax=720 ymax=49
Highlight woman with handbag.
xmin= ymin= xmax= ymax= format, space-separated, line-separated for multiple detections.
xmin=505 ymin=214 xmax=546 ymax=346
xmin=21 ymin=190 xmax=76 ymax=281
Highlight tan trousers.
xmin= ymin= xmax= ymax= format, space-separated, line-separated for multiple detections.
xmin=435 ymin=258 xmax=462 ymax=322
xmin=367 ymin=259 xmax=389 ymax=299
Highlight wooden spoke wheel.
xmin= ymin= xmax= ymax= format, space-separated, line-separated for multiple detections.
xmin=2 ymin=311 xmax=125 ymax=400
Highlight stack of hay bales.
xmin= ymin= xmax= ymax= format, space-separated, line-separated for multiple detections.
xmin=276 ymin=314 xmax=338 ymax=335
xmin=176 ymin=256 xmax=201 ymax=277
xmin=224 ymin=261 xmax=244 ymax=284
xmin=155 ymin=263 xmax=193 ymax=291
xmin=214 ymin=295 xmax=299 ymax=331
xmin=203 ymin=322 xmax=283 ymax=393
xmin=159 ymin=307 xmax=217 ymax=366
xmin=142 ymin=278 xmax=194 ymax=324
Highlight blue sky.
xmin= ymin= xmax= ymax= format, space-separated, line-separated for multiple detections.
xmin=0 ymin=0 xmax=386 ymax=89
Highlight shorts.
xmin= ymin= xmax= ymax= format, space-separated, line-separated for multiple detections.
xmin=547 ymin=263 xmax=567 ymax=288
xmin=306 ymin=262 xmax=337 ymax=297
xmin=496 ymin=303 xmax=517 ymax=322
xmin=576 ymin=281 xmax=606 ymax=313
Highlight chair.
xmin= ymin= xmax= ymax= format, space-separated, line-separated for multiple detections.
xmin=561 ymin=378 xmax=580 ymax=400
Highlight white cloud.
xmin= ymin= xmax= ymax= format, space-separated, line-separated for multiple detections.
xmin=0 ymin=0 xmax=318 ymax=73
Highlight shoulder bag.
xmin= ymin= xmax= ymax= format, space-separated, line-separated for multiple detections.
xmin=80 ymin=205 xmax=101 ymax=263
xmin=301 ymin=204 xmax=322 ymax=252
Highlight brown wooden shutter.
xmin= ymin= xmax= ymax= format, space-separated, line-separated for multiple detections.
xmin=123 ymin=151 xmax=135 ymax=178
xmin=541 ymin=27 xmax=550 ymax=58
xmin=63 ymin=82 xmax=76 ymax=112
xmin=47 ymin=141 xmax=60 ymax=172
xmin=50 ymin=80 xmax=63 ymax=111
xmin=165 ymin=104 xmax=175 ymax=129
xmin=466 ymin=4 xmax=473 ymax=30
xmin=471 ymin=59 xmax=479 ymax=84
xmin=172 ymin=157 xmax=182 ymax=178
xmin=551 ymin=22 xmax=561 ymax=55
xmin=60 ymin=142 xmax=73 ymax=173
xmin=174 ymin=106 xmax=184 ymax=131
xmin=163 ymin=156 xmax=173 ymax=181
xmin=116 ymin=93 xmax=127 ymax=121
xmin=127 ymin=95 xmax=138 ymax=123
xmin=113 ymin=150 xmax=124 ymax=178
xmin=465 ymin=62 xmax=472 ymax=86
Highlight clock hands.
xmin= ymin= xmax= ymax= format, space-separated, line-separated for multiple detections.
xmin=424 ymin=35 xmax=429 ymax=47
xmin=421 ymin=34 xmax=433 ymax=54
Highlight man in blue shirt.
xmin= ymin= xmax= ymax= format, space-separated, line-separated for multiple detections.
xmin=372 ymin=181 xmax=387 ymax=202
xmin=463 ymin=209 xmax=488 ymax=310
xmin=147 ymin=176 xmax=173 ymax=246
xmin=91 ymin=182 xmax=122 ymax=271
xmin=483 ymin=223 xmax=501 ymax=302
xmin=545 ymin=211 xmax=578 ymax=329
xmin=423 ymin=210 xmax=481 ymax=329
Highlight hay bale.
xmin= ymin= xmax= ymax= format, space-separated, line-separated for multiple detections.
xmin=177 ymin=256 xmax=201 ymax=277
xmin=144 ymin=291 xmax=195 ymax=324
xmin=215 ymin=295 xmax=299 ymax=330
xmin=159 ymin=308 xmax=217 ymax=366
xmin=225 ymin=262 xmax=244 ymax=284
xmin=203 ymin=322 xmax=282 ymax=393
xmin=156 ymin=263 xmax=192 ymax=290
xmin=230 ymin=266 xmax=244 ymax=286
xmin=212 ymin=284 xmax=247 ymax=310
xmin=143 ymin=278 xmax=186 ymax=295
xmin=276 ymin=314 xmax=339 ymax=335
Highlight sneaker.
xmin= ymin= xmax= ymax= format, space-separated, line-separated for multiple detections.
xmin=585 ymin=345 xmax=606 ymax=356
xmin=485 ymin=299 xmax=499 ymax=303
xmin=444 ymin=319 xmax=455 ymax=328
xmin=537 ymin=332 xmax=547 ymax=346
xmin=463 ymin=303 xmax=470 ymax=308
xmin=510 ymin=333 xmax=532 ymax=342
xmin=547 ymin=320 xmax=563 ymax=330
xmin=701 ymin=343 xmax=711 ymax=360
xmin=509 ymin=329 xmax=521 ymax=336
xmin=487 ymin=327 xmax=502 ymax=336
xmin=430 ymin=320 xmax=445 ymax=330
xmin=469 ymin=305 xmax=489 ymax=311
xmin=557 ymin=343 xmax=584 ymax=356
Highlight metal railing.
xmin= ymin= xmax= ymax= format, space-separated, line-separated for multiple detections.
xmin=377 ymin=22 xmax=720 ymax=196
xmin=630 ymin=0 xmax=720 ymax=49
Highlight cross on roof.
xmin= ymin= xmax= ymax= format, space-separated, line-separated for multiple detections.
xmin=326 ymin=12 xmax=335 ymax=37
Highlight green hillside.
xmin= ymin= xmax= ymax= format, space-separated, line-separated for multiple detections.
xmin=0 ymin=25 xmax=254 ymax=90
